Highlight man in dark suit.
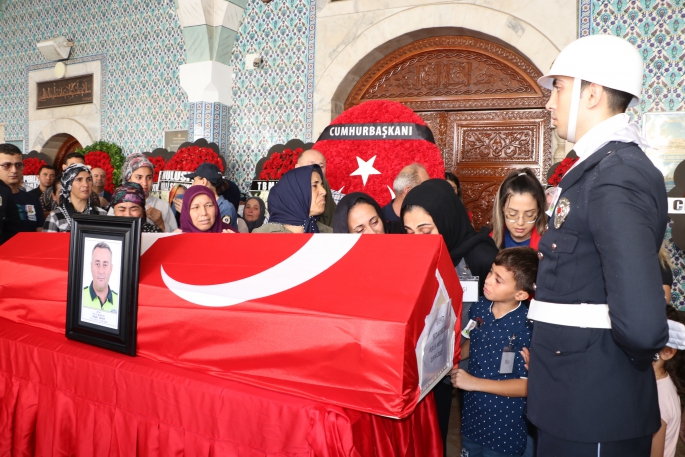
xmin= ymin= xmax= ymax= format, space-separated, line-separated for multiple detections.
xmin=527 ymin=35 xmax=669 ymax=456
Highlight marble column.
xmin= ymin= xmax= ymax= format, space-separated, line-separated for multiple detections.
xmin=176 ymin=0 xmax=245 ymax=158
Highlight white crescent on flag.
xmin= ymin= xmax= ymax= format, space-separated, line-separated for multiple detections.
xmin=161 ymin=234 xmax=361 ymax=307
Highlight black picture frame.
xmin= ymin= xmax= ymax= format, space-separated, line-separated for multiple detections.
xmin=66 ymin=214 xmax=141 ymax=356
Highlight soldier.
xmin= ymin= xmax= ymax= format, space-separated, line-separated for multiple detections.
xmin=527 ymin=35 xmax=669 ymax=456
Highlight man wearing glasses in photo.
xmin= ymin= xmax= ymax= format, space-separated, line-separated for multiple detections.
xmin=0 ymin=143 xmax=45 ymax=236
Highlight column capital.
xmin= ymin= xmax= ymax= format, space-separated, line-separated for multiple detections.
xmin=179 ymin=61 xmax=233 ymax=105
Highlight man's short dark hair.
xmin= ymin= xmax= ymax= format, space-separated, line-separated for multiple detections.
xmin=0 ymin=144 xmax=22 ymax=157
xmin=64 ymin=152 xmax=85 ymax=163
xmin=39 ymin=165 xmax=56 ymax=174
xmin=493 ymin=247 xmax=539 ymax=295
xmin=92 ymin=241 xmax=112 ymax=257
xmin=581 ymin=80 xmax=633 ymax=114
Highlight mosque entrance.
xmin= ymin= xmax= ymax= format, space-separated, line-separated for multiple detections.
xmin=345 ymin=36 xmax=552 ymax=229
xmin=42 ymin=133 xmax=82 ymax=172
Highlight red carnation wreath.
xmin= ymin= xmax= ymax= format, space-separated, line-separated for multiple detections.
xmin=84 ymin=151 xmax=116 ymax=193
xmin=148 ymin=156 xmax=167 ymax=182
xmin=22 ymin=157 xmax=47 ymax=175
xmin=259 ymin=148 xmax=303 ymax=180
xmin=548 ymin=157 xmax=579 ymax=187
xmin=163 ymin=146 xmax=224 ymax=172
xmin=312 ymin=100 xmax=445 ymax=206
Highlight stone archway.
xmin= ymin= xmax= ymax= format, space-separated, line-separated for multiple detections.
xmin=313 ymin=3 xmax=564 ymax=137
xmin=47 ymin=134 xmax=83 ymax=170
xmin=344 ymin=35 xmax=552 ymax=229
xmin=32 ymin=118 xmax=93 ymax=165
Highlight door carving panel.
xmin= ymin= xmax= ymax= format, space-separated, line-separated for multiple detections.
xmin=446 ymin=109 xmax=551 ymax=229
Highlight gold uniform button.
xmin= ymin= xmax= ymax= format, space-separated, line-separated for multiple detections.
xmin=551 ymin=243 xmax=557 ymax=251
xmin=537 ymin=252 xmax=544 ymax=260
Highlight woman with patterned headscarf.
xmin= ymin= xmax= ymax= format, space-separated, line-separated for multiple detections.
xmin=43 ymin=164 xmax=108 ymax=232
xmin=112 ymin=153 xmax=177 ymax=233
xmin=110 ymin=182 xmax=163 ymax=233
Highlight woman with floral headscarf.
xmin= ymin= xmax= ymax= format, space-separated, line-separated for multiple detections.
xmin=110 ymin=182 xmax=163 ymax=233
xmin=43 ymin=164 xmax=107 ymax=232
xmin=111 ymin=153 xmax=177 ymax=232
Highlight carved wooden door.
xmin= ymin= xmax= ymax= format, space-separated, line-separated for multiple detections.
xmin=345 ymin=36 xmax=553 ymax=230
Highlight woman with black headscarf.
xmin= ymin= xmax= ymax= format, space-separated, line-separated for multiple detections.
xmin=332 ymin=192 xmax=404 ymax=234
xmin=43 ymin=164 xmax=108 ymax=232
xmin=402 ymin=178 xmax=498 ymax=456
xmin=254 ymin=165 xmax=332 ymax=233
xmin=402 ymin=179 xmax=497 ymax=293
xmin=241 ymin=196 xmax=266 ymax=233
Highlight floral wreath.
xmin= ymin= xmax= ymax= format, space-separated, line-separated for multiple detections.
xmin=78 ymin=141 xmax=125 ymax=194
xmin=258 ymin=148 xmax=303 ymax=180
xmin=312 ymin=100 xmax=445 ymax=206
xmin=22 ymin=157 xmax=47 ymax=176
xmin=147 ymin=156 xmax=167 ymax=182
xmin=163 ymin=146 xmax=225 ymax=172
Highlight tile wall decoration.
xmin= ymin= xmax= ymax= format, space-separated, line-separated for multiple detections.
xmin=0 ymin=0 xmax=188 ymax=154
xmin=228 ymin=0 xmax=315 ymax=188
xmin=580 ymin=0 xmax=685 ymax=307
xmin=580 ymin=0 xmax=685 ymax=117
xmin=188 ymin=102 xmax=230 ymax=153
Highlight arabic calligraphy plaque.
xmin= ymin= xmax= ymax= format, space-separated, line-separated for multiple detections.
xmin=37 ymin=75 xmax=94 ymax=109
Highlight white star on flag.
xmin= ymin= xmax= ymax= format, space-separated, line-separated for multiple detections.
xmin=350 ymin=156 xmax=381 ymax=186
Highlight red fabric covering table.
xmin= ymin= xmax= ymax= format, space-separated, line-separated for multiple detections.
xmin=0 ymin=318 xmax=441 ymax=456
xmin=0 ymin=233 xmax=450 ymax=456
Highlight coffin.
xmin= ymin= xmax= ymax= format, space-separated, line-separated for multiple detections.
xmin=0 ymin=232 xmax=462 ymax=418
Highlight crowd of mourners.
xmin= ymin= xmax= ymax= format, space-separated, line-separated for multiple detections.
xmin=0 ymin=140 xmax=681 ymax=457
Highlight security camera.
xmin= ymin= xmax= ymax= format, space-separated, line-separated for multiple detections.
xmin=245 ymin=54 xmax=263 ymax=70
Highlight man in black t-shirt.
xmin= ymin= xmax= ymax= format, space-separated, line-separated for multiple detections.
xmin=28 ymin=165 xmax=56 ymax=217
xmin=0 ymin=144 xmax=45 ymax=232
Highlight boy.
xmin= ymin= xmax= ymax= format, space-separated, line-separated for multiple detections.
xmin=451 ymin=247 xmax=538 ymax=457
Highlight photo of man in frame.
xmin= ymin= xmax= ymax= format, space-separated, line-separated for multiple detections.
xmin=80 ymin=239 xmax=122 ymax=330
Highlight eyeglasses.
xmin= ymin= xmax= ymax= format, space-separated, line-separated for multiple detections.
xmin=504 ymin=210 xmax=538 ymax=224
xmin=0 ymin=162 xmax=24 ymax=171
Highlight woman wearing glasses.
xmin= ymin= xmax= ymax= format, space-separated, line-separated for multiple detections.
xmin=490 ymin=169 xmax=548 ymax=250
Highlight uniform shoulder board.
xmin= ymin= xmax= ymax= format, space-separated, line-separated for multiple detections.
xmin=222 ymin=215 xmax=231 ymax=224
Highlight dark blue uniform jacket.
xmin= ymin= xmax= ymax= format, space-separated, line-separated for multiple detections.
xmin=528 ymin=141 xmax=669 ymax=443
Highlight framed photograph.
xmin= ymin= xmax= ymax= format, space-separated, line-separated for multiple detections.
xmin=643 ymin=111 xmax=685 ymax=191
xmin=66 ymin=214 xmax=141 ymax=356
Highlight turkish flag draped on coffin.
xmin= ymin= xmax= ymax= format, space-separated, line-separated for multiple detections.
xmin=0 ymin=233 xmax=462 ymax=418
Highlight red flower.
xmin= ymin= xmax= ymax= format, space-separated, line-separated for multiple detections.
xmin=164 ymin=146 xmax=225 ymax=172
xmin=148 ymin=156 xmax=167 ymax=182
xmin=548 ymin=157 xmax=579 ymax=187
xmin=22 ymin=157 xmax=47 ymax=175
xmin=258 ymin=147 xmax=305 ymax=180
xmin=85 ymin=151 xmax=116 ymax=193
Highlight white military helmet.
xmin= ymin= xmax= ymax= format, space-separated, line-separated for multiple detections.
xmin=538 ymin=35 xmax=644 ymax=142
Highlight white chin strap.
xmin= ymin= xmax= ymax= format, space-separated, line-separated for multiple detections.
xmin=667 ymin=319 xmax=685 ymax=350
xmin=566 ymin=77 xmax=582 ymax=144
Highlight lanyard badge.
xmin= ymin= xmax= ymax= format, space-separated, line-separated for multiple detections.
xmin=499 ymin=334 xmax=516 ymax=374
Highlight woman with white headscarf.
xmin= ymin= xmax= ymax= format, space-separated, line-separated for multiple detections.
xmin=43 ymin=164 xmax=108 ymax=232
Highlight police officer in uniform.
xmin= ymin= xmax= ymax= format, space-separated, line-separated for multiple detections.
xmin=527 ymin=35 xmax=668 ymax=456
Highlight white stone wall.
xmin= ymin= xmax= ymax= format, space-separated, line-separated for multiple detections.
xmin=314 ymin=0 xmax=578 ymax=138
